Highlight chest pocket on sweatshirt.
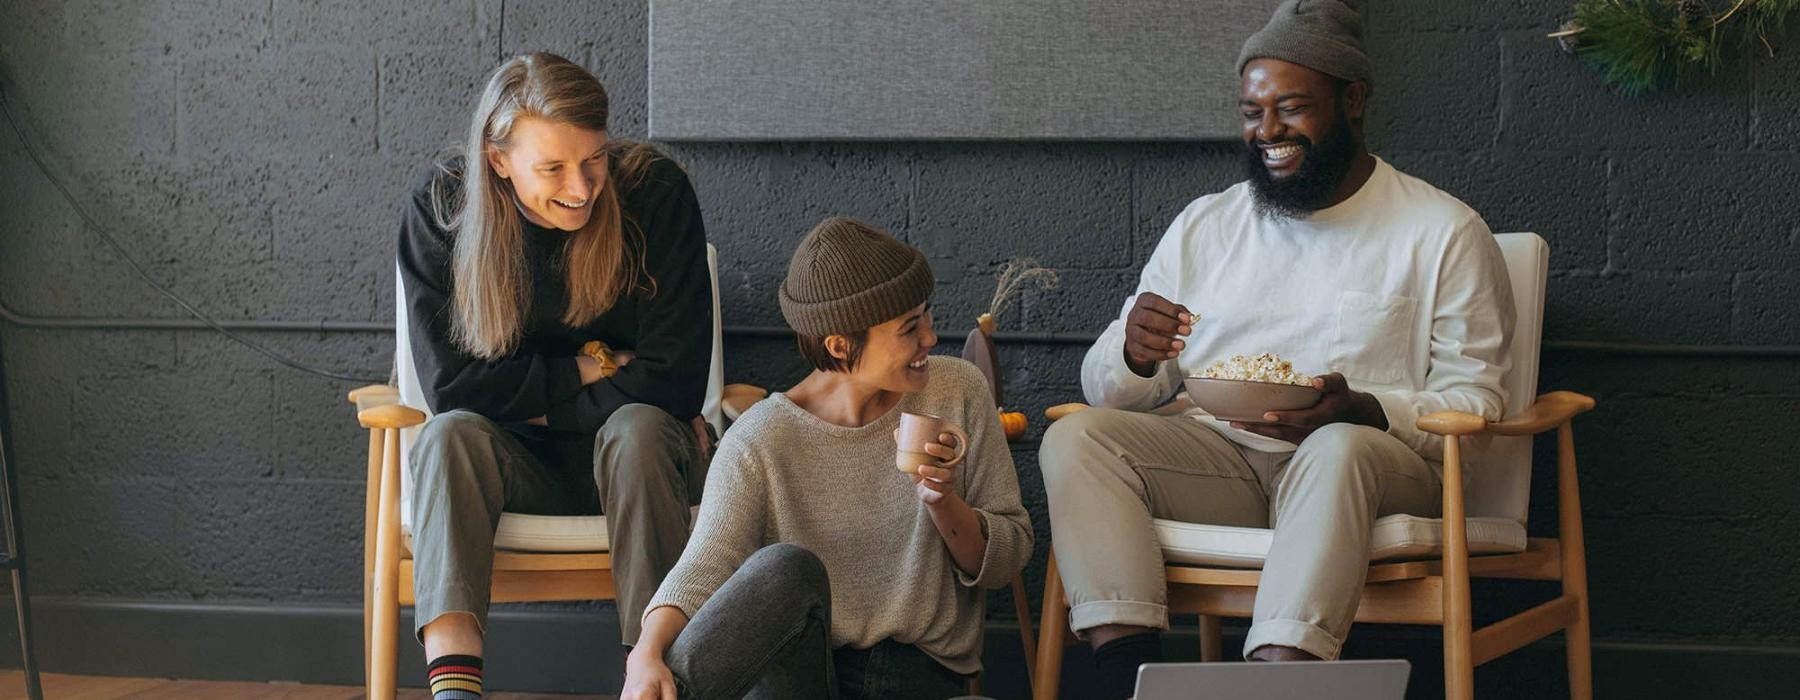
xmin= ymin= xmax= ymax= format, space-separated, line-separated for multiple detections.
xmin=1330 ymin=290 xmax=1418 ymax=385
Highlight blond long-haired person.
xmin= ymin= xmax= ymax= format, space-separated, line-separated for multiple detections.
xmin=397 ymin=53 xmax=712 ymax=700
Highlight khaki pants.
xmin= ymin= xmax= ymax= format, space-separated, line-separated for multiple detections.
xmin=407 ymin=404 xmax=702 ymax=646
xmin=1040 ymin=408 xmax=1441 ymax=659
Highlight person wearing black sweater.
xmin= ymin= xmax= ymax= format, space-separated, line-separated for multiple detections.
xmin=397 ymin=53 xmax=712 ymax=700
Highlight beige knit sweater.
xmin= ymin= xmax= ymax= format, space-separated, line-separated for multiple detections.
xmin=645 ymin=356 xmax=1033 ymax=674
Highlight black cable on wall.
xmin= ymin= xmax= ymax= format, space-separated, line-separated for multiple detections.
xmin=0 ymin=80 xmax=388 ymax=384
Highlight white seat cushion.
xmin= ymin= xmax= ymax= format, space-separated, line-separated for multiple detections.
xmin=493 ymin=513 xmax=614 ymax=553
xmin=1155 ymin=514 xmax=1527 ymax=568
xmin=405 ymin=507 xmax=702 ymax=554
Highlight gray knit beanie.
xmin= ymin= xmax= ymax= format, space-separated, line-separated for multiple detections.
xmin=1237 ymin=0 xmax=1372 ymax=85
xmin=779 ymin=217 xmax=934 ymax=337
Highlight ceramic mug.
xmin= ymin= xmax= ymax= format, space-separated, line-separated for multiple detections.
xmin=894 ymin=411 xmax=968 ymax=474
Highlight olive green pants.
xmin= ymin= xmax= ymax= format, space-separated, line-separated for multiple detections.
xmin=407 ymin=404 xmax=702 ymax=646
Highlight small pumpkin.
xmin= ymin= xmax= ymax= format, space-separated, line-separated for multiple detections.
xmin=999 ymin=410 xmax=1027 ymax=440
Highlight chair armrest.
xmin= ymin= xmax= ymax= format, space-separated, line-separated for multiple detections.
xmin=359 ymin=403 xmax=427 ymax=430
xmin=721 ymin=383 xmax=769 ymax=422
xmin=1045 ymin=397 xmax=1190 ymax=422
xmin=1417 ymin=391 xmax=1597 ymax=437
xmin=347 ymin=384 xmax=397 ymax=405
xmin=1416 ymin=410 xmax=1488 ymax=436
xmin=1486 ymin=391 xmax=1596 ymax=436
xmin=349 ymin=384 xmax=407 ymax=427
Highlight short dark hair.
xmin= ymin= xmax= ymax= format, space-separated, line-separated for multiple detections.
xmin=795 ymin=329 xmax=869 ymax=373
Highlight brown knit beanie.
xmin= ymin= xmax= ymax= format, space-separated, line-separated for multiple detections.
xmin=1237 ymin=0 xmax=1372 ymax=85
xmin=779 ymin=217 xmax=934 ymax=337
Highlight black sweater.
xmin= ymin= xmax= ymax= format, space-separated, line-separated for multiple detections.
xmin=397 ymin=155 xmax=712 ymax=437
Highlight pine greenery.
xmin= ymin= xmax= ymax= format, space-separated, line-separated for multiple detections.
xmin=1563 ymin=0 xmax=1800 ymax=95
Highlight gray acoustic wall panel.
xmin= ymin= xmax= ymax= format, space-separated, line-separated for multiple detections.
xmin=649 ymin=0 xmax=1272 ymax=140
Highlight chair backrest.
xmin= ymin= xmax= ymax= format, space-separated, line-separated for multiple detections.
xmin=1463 ymin=233 xmax=1547 ymax=525
xmin=393 ymin=244 xmax=725 ymax=530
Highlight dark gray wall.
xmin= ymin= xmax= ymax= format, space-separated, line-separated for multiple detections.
xmin=1 ymin=0 xmax=1797 ymax=695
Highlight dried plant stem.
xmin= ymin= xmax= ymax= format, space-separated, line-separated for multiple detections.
xmin=985 ymin=258 xmax=1061 ymax=325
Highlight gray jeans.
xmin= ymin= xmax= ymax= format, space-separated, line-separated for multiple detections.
xmin=407 ymin=404 xmax=701 ymax=645
xmin=665 ymin=544 xmax=968 ymax=700
xmin=1041 ymin=408 xmax=1442 ymax=660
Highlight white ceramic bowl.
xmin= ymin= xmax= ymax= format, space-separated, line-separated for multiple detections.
xmin=1183 ymin=376 xmax=1322 ymax=423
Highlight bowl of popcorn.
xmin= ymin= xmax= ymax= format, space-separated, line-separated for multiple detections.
xmin=1183 ymin=353 xmax=1322 ymax=423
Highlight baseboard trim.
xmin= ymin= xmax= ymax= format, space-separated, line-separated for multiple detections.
xmin=1 ymin=597 xmax=1796 ymax=698
xmin=0 ymin=596 xmax=626 ymax=693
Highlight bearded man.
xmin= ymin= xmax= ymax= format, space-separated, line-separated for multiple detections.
xmin=1039 ymin=2 xmax=1516 ymax=697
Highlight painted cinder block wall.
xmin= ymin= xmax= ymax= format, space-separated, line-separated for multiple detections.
xmin=1 ymin=0 xmax=1796 ymax=696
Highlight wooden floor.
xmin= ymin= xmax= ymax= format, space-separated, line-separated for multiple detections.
xmin=0 ymin=671 xmax=613 ymax=700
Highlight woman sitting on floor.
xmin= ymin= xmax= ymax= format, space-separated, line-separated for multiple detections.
xmin=621 ymin=217 xmax=1033 ymax=700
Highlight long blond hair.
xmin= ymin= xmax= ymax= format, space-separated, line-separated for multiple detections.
xmin=436 ymin=52 xmax=660 ymax=359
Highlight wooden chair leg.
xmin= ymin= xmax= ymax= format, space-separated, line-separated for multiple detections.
xmin=1441 ymin=435 xmax=1475 ymax=700
xmin=1009 ymin=576 xmax=1038 ymax=691
xmin=363 ymin=428 xmax=381 ymax=691
xmin=1198 ymin=615 xmax=1223 ymax=662
xmin=370 ymin=428 xmax=404 ymax=700
xmin=1558 ymin=423 xmax=1593 ymax=700
xmin=1034 ymin=551 xmax=1070 ymax=700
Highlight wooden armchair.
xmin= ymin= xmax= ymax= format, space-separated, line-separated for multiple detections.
xmin=1031 ymin=233 xmax=1597 ymax=699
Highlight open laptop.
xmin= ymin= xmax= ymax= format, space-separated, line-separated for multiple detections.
xmin=1135 ymin=660 xmax=1410 ymax=700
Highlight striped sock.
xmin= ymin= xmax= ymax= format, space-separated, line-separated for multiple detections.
xmin=427 ymin=654 xmax=483 ymax=700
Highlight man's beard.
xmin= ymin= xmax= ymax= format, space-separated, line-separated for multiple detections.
xmin=1243 ymin=112 xmax=1358 ymax=220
